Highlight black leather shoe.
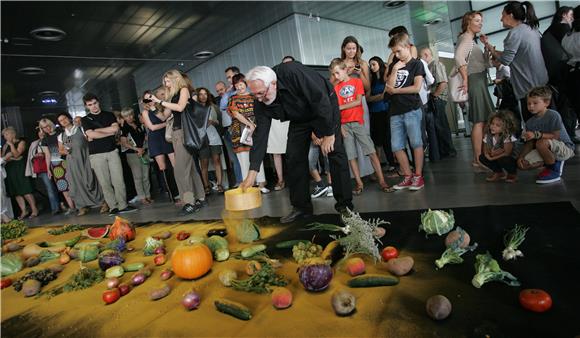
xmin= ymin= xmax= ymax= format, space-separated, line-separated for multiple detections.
xmin=280 ymin=208 xmax=312 ymax=224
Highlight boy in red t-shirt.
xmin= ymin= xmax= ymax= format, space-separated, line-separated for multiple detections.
xmin=329 ymin=58 xmax=393 ymax=194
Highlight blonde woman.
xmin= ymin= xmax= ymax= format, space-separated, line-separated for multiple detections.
xmin=455 ymin=11 xmax=495 ymax=168
xmin=38 ymin=118 xmax=76 ymax=214
xmin=1 ymin=127 xmax=39 ymax=219
xmin=145 ymin=70 xmax=205 ymax=215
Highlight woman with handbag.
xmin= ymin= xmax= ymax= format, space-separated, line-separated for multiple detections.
xmin=38 ymin=118 xmax=76 ymax=215
xmin=455 ymin=11 xmax=495 ymax=168
xmin=56 ymin=113 xmax=105 ymax=216
xmin=2 ymin=126 xmax=39 ymax=219
xmin=140 ymin=90 xmax=179 ymax=203
xmin=145 ymin=70 xmax=206 ymax=215
xmin=26 ymin=128 xmax=61 ymax=215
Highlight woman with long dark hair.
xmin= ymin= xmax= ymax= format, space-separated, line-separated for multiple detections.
xmin=367 ymin=56 xmax=395 ymax=169
xmin=196 ymin=87 xmax=224 ymax=193
xmin=482 ymin=1 xmax=548 ymax=123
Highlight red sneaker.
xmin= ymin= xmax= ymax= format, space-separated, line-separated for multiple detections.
xmin=394 ymin=176 xmax=413 ymax=190
xmin=410 ymin=175 xmax=425 ymax=191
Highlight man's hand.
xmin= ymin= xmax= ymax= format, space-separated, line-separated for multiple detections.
xmin=321 ymin=135 xmax=335 ymax=156
xmin=240 ymin=170 xmax=258 ymax=192
xmin=385 ymin=85 xmax=397 ymax=95
xmin=393 ymin=61 xmax=405 ymax=71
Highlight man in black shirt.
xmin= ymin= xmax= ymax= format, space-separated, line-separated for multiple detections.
xmin=81 ymin=93 xmax=136 ymax=216
xmin=241 ymin=63 xmax=353 ymax=223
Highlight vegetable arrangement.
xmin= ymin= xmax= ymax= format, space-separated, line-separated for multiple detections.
xmin=471 ymin=252 xmax=520 ymax=288
xmin=502 ymin=224 xmax=529 ymax=261
xmin=230 ymin=263 xmax=287 ymax=294
xmin=48 ymin=224 xmax=85 ymax=236
xmin=42 ymin=266 xmax=105 ymax=297
xmin=1 ymin=220 xmax=27 ymax=240
xmin=435 ymin=227 xmax=477 ymax=269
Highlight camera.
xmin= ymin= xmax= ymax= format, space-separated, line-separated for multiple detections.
xmin=142 ymin=99 xmax=152 ymax=103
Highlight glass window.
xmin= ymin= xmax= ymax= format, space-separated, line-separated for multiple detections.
xmin=480 ymin=6 xmax=506 ymax=34
xmin=531 ymin=2 xmax=557 ymax=19
xmin=486 ymin=31 xmax=508 ymax=51
xmin=538 ymin=18 xmax=551 ymax=33
xmin=451 ymin=20 xmax=462 ymax=44
xmin=558 ymin=1 xmax=579 ymax=8
xmin=471 ymin=1 xmax=506 ymax=11
xmin=448 ymin=2 xmax=471 ymax=20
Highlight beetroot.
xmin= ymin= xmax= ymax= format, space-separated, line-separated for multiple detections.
xmin=98 ymin=251 xmax=124 ymax=271
xmin=298 ymin=263 xmax=333 ymax=292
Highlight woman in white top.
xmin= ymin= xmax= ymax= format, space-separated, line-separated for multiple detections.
xmin=196 ymin=87 xmax=225 ymax=193
xmin=455 ymin=11 xmax=495 ymax=168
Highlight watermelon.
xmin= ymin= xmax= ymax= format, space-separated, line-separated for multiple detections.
xmin=84 ymin=226 xmax=110 ymax=239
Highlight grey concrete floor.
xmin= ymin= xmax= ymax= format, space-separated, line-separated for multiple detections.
xmin=26 ymin=135 xmax=580 ymax=227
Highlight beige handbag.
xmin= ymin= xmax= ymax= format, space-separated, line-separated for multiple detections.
xmin=165 ymin=114 xmax=174 ymax=143
xmin=449 ymin=40 xmax=474 ymax=103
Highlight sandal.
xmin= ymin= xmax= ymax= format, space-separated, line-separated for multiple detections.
xmin=274 ymin=181 xmax=285 ymax=191
xmin=204 ymin=187 xmax=211 ymax=195
xmin=216 ymin=185 xmax=225 ymax=193
xmin=380 ymin=183 xmax=395 ymax=193
xmin=386 ymin=169 xmax=404 ymax=178
xmin=352 ymin=184 xmax=364 ymax=196
xmin=18 ymin=212 xmax=30 ymax=220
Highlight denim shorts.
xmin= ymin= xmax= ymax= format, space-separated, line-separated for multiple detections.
xmin=308 ymin=142 xmax=329 ymax=172
xmin=390 ymin=108 xmax=423 ymax=152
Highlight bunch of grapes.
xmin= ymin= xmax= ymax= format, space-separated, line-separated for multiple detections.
xmin=13 ymin=269 xmax=59 ymax=292
xmin=292 ymin=241 xmax=323 ymax=263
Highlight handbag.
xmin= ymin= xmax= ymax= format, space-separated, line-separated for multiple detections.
xmin=182 ymin=99 xmax=210 ymax=155
xmin=449 ymin=40 xmax=474 ymax=103
xmin=165 ymin=114 xmax=174 ymax=143
xmin=32 ymin=147 xmax=48 ymax=174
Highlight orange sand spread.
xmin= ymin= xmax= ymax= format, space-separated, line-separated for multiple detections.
xmin=1 ymin=218 xmax=458 ymax=337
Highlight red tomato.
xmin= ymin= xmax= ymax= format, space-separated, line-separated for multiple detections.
xmin=381 ymin=246 xmax=399 ymax=261
xmin=153 ymin=254 xmax=166 ymax=266
xmin=102 ymin=288 xmax=121 ymax=305
xmin=519 ymin=289 xmax=552 ymax=313
xmin=1 ymin=278 xmax=13 ymax=289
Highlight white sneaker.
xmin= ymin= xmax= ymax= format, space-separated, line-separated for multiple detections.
xmin=128 ymin=196 xmax=139 ymax=204
xmin=260 ymin=187 xmax=270 ymax=194
xmin=326 ymin=186 xmax=334 ymax=197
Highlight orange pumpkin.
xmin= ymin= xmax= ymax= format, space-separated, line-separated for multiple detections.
xmin=108 ymin=216 xmax=136 ymax=242
xmin=171 ymin=243 xmax=213 ymax=279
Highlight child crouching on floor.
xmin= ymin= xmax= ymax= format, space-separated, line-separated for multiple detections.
xmin=479 ymin=110 xmax=518 ymax=183
xmin=517 ymin=86 xmax=575 ymax=184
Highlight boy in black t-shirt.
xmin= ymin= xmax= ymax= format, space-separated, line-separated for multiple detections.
xmin=81 ymin=93 xmax=136 ymax=215
xmin=386 ymin=33 xmax=426 ymax=191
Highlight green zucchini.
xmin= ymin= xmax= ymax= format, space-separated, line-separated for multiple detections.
xmin=347 ymin=274 xmax=399 ymax=288
xmin=241 ymin=244 xmax=267 ymax=258
xmin=214 ymin=298 xmax=252 ymax=320
xmin=275 ymin=240 xmax=310 ymax=249
xmin=122 ymin=262 xmax=145 ymax=272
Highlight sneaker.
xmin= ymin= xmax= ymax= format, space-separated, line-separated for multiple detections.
xmin=551 ymin=160 xmax=564 ymax=175
xmin=64 ymin=208 xmax=77 ymax=216
xmin=108 ymin=208 xmax=119 ymax=216
xmin=128 ymin=196 xmax=139 ymax=204
xmin=118 ymin=205 xmax=138 ymax=214
xmin=326 ymin=186 xmax=334 ymax=197
xmin=259 ymin=186 xmax=271 ymax=194
xmin=311 ymin=185 xmax=329 ymax=198
xmin=394 ymin=176 xmax=413 ymax=190
xmin=179 ymin=203 xmax=200 ymax=216
xmin=195 ymin=199 xmax=208 ymax=208
xmin=536 ymin=168 xmax=560 ymax=184
xmin=409 ymin=175 xmax=425 ymax=191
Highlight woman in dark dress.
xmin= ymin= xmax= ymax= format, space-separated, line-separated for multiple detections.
xmin=1 ymin=126 xmax=39 ymax=219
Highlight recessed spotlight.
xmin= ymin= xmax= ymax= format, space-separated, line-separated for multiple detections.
xmin=18 ymin=67 xmax=46 ymax=75
xmin=38 ymin=90 xmax=59 ymax=97
xmin=383 ymin=1 xmax=406 ymax=9
xmin=30 ymin=27 xmax=67 ymax=41
xmin=194 ymin=50 xmax=214 ymax=59
xmin=178 ymin=62 xmax=185 ymax=67
xmin=423 ymin=18 xmax=442 ymax=26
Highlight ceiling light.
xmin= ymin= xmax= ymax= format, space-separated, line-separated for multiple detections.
xmin=383 ymin=1 xmax=406 ymax=9
xmin=30 ymin=27 xmax=67 ymax=41
xmin=38 ymin=90 xmax=59 ymax=97
xmin=423 ymin=18 xmax=443 ymax=26
xmin=18 ymin=67 xmax=46 ymax=75
xmin=194 ymin=50 xmax=214 ymax=59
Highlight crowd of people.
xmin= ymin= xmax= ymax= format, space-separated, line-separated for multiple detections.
xmin=1 ymin=1 xmax=578 ymax=224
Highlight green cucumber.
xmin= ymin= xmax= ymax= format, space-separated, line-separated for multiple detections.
xmin=122 ymin=262 xmax=145 ymax=272
xmin=241 ymin=244 xmax=267 ymax=258
xmin=275 ymin=240 xmax=310 ymax=249
xmin=347 ymin=274 xmax=399 ymax=288
xmin=214 ymin=298 xmax=252 ymax=320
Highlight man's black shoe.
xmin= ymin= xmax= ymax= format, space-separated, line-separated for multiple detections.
xmin=280 ymin=208 xmax=312 ymax=224
xmin=195 ymin=199 xmax=208 ymax=208
xmin=118 ymin=206 xmax=138 ymax=214
xmin=108 ymin=208 xmax=119 ymax=216
xmin=179 ymin=203 xmax=200 ymax=216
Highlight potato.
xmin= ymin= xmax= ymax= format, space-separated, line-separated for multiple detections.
xmin=22 ymin=279 xmax=42 ymax=297
xmin=426 ymin=295 xmax=452 ymax=320
xmin=149 ymin=284 xmax=171 ymax=301
xmin=445 ymin=228 xmax=470 ymax=248
xmin=384 ymin=256 xmax=414 ymax=276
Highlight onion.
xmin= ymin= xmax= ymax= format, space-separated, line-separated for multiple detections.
xmin=160 ymin=269 xmax=173 ymax=281
xmin=331 ymin=290 xmax=356 ymax=316
xmin=118 ymin=284 xmax=131 ymax=296
xmin=131 ymin=272 xmax=146 ymax=286
xmin=154 ymin=246 xmax=166 ymax=255
xmin=106 ymin=277 xmax=121 ymax=289
xmin=182 ymin=291 xmax=201 ymax=311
